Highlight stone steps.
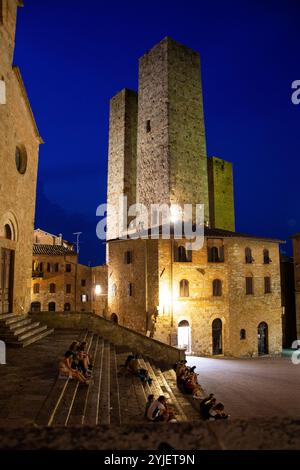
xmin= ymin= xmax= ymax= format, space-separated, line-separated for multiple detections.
xmin=34 ymin=333 xmax=200 ymax=427
xmin=0 ymin=313 xmax=54 ymax=347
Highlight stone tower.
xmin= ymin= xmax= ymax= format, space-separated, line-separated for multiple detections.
xmin=207 ymin=156 xmax=235 ymax=231
xmin=107 ymin=89 xmax=138 ymax=241
xmin=136 ymin=37 xmax=210 ymax=225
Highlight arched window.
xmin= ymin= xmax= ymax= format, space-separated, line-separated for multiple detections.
xmin=111 ymin=313 xmax=118 ymax=323
xmin=54 ymin=263 xmax=59 ymax=272
xmin=174 ymin=244 xmax=192 ymax=262
xmin=47 ymin=263 xmax=51 ymax=272
xmin=179 ymin=279 xmax=189 ymax=297
xmin=212 ymin=279 xmax=222 ymax=296
xmin=48 ymin=302 xmax=56 ymax=312
xmin=4 ymin=224 xmax=12 ymax=240
xmin=33 ymin=283 xmax=40 ymax=294
xmin=39 ymin=262 xmax=43 ymax=272
xmin=49 ymin=283 xmax=56 ymax=294
xmin=240 ymin=329 xmax=246 ymax=340
xmin=245 ymin=274 xmax=254 ymax=295
xmin=263 ymin=249 xmax=271 ymax=264
xmin=64 ymin=303 xmax=71 ymax=311
xmin=245 ymin=247 xmax=253 ymax=264
xmin=15 ymin=145 xmax=27 ymax=174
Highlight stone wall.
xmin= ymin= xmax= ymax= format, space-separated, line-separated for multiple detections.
xmin=207 ymin=157 xmax=235 ymax=231
xmin=29 ymin=311 xmax=185 ymax=365
xmin=0 ymin=1 xmax=41 ymax=314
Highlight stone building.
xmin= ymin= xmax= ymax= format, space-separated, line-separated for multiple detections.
xmin=106 ymin=37 xmax=283 ymax=357
xmin=291 ymin=233 xmax=300 ymax=340
xmin=0 ymin=0 xmax=42 ymax=315
xmin=31 ymin=229 xmax=107 ymax=315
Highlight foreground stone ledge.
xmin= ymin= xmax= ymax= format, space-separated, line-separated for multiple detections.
xmin=0 ymin=418 xmax=299 ymax=450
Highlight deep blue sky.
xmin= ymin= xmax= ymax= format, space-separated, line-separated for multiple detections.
xmin=14 ymin=0 xmax=300 ymax=265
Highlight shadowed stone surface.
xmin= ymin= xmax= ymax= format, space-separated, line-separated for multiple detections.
xmin=0 ymin=418 xmax=299 ymax=450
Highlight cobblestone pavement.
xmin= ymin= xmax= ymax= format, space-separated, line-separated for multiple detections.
xmin=0 ymin=329 xmax=82 ymax=427
xmin=187 ymin=355 xmax=300 ymax=419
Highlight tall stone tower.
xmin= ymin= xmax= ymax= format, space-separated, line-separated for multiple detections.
xmin=136 ymin=37 xmax=210 ymax=225
xmin=107 ymin=89 xmax=138 ymax=241
xmin=207 ymin=156 xmax=235 ymax=231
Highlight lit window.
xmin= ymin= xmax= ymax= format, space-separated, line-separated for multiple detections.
xmin=95 ymin=284 xmax=102 ymax=295
xmin=33 ymin=284 xmax=40 ymax=294
xmin=179 ymin=279 xmax=189 ymax=297
xmin=81 ymin=294 xmax=87 ymax=303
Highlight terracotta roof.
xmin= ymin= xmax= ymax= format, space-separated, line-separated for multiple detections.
xmin=33 ymin=244 xmax=76 ymax=256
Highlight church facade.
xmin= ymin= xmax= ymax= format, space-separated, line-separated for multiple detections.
xmin=0 ymin=1 xmax=42 ymax=315
xmin=106 ymin=37 xmax=282 ymax=357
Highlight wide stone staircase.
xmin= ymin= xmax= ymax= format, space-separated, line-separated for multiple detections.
xmin=35 ymin=330 xmax=201 ymax=426
xmin=0 ymin=313 xmax=54 ymax=347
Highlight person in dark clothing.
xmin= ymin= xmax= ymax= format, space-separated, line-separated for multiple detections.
xmin=209 ymin=402 xmax=229 ymax=420
xmin=200 ymin=395 xmax=216 ymax=420
xmin=124 ymin=354 xmax=135 ymax=368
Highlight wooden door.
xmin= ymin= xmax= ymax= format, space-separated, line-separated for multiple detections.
xmin=0 ymin=249 xmax=14 ymax=314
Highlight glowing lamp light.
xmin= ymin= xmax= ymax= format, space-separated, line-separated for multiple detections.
xmin=95 ymin=284 xmax=102 ymax=296
xmin=160 ymin=285 xmax=172 ymax=314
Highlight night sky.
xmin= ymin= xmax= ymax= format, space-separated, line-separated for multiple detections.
xmin=14 ymin=0 xmax=300 ymax=266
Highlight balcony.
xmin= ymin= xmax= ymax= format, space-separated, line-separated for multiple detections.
xmin=32 ymin=270 xmax=44 ymax=279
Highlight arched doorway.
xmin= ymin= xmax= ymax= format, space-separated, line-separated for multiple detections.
xmin=212 ymin=318 xmax=223 ymax=355
xmin=48 ymin=302 xmax=56 ymax=312
xmin=258 ymin=322 xmax=268 ymax=355
xmin=31 ymin=302 xmax=41 ymax=313
xmin=111 ymin=313 xmax=118 ymax=324
xmin=178 ymin=320 xmax=191 ymax=353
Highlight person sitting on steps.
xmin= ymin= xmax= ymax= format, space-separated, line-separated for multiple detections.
xmin=59 ymin=351 xmax=91 ymax=385
xmin=144 ymin=394 xmax=154 ymax=418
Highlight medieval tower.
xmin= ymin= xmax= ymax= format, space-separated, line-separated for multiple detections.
xmin=106 ymin=37 xmax=234 ymax=243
